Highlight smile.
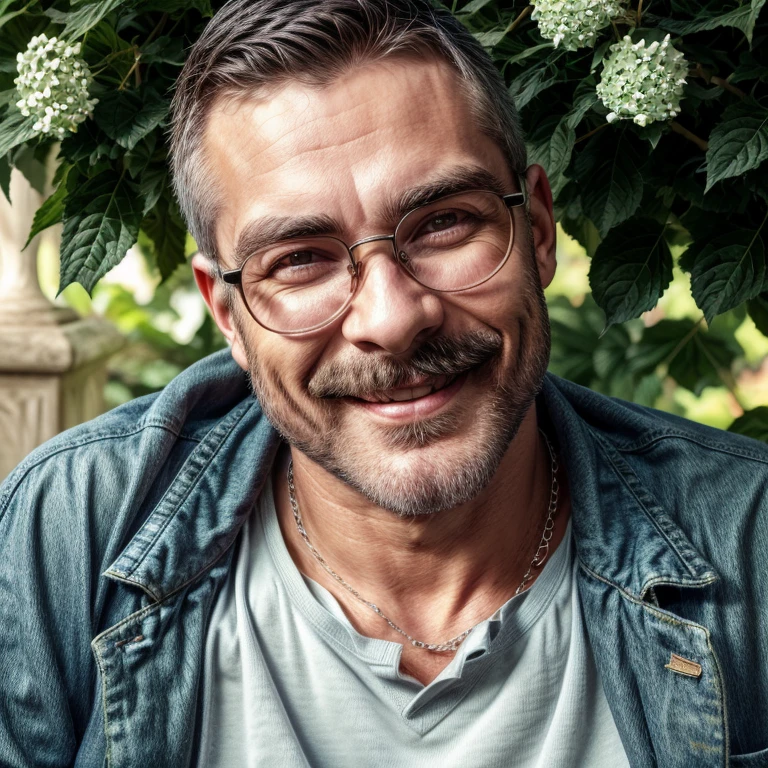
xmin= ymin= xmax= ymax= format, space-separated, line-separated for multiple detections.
xmin=354 ymin=373 xmax=459 ymax=404
xmin=346 ymin=371 xmax=469 ymax=421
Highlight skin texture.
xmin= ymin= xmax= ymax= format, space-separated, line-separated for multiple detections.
xmin=193 ymin=57 xmax=569 ymax=685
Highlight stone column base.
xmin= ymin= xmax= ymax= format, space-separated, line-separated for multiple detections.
xmin=0 ymin=315 xmax=125 ymax=480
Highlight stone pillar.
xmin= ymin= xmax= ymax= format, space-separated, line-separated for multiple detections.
xmin=0 ymin=168 xmax=124 ymax=481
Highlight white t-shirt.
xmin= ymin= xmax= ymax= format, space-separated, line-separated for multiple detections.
xmin=197 ymin=479 xmax=630 ymax=767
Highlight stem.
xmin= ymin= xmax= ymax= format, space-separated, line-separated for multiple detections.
xmin=575 ymin=121 xmax=610 ymax=144
xmin=710 ymin=75 xmax=747 ymax=100
xmin=118 ymin=53 xmax=140 ymax=91
xmin=611 ymin=20 xmax=622 ymax=42
xmin=505 ymin=6 xmax=531 ymax=35
xmin=636 ymin=0 xmax=643 ymax=26
xmin=691 ymin=64 xmax=747 ymax=100
xmin=146 ymin=12 xmax=169 ymax=45
xmin=670 ymin=120 xmax=709 ymax=151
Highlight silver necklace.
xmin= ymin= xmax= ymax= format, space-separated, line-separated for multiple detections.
xmin=287 ymin=429 xmax=559 ymax=653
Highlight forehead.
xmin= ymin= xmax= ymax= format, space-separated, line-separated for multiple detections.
xmin=202 ymin=57 xmax=510 ymax=256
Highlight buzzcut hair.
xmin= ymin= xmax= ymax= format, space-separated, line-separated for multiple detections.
xmin=169 ymin=0 xmax=527 ymax=261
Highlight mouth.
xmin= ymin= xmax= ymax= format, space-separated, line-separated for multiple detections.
xmin=353 ymin=373 xmax=460 ymax=404
xmin=344 ymin=370 xmax=470 ymax=422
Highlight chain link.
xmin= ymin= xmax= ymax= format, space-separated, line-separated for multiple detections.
xmin=288 ymin=429 xmax=559 ymax=653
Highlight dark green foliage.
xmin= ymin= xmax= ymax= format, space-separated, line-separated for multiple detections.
xmin=2 ymin=0 xmax=768 ymax=431
xmin=0 ymin=0 xmax=220 ymax=283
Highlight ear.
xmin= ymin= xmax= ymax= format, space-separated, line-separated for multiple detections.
xmin=523 ymin=164 xmax=557 ymax=290
xmin=191 ymin=253 xmax=249 ymax=372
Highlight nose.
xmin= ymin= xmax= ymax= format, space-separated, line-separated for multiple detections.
xmin=340 ymin=240 xmax=444 ymax=354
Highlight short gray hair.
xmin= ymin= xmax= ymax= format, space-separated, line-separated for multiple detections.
xmin=169 ymin=0 xmax=527 ymax=260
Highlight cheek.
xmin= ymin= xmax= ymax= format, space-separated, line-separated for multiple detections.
xmin=241 ymin=326 xmax=327 ymax=393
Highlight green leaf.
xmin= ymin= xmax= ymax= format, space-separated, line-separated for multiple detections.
xmin=706 ymin=102 xmax=768 ymax=191
xmin=62 ymin=0 xmax=125 ymax=39
xmin=528 ymin=116 xmax=574 ymax=198
xmin=652 ymin=0 xmax=767 ymax=45
xmin=24 ymin=167 xmax=72 ymax=249
xmin=589 ymin=218 xmax=673 ymax=326
xmin=566 ymin=81 xmax=599 ymax=130
xmin=729 ymin=407 xmax=768 ymax=442
xmin=458 ymin=0 xmax=496 ymax=16
xmin=590 ymin=40 xmax=611 ymax=73
xmin=141 ymin=195 xmax=186 ymax=280
xmin=509 ymin=64 xmax=558 ymax=110
xmin=139 ymin=165 xmax=167 ymax=215
xmin=0 ymin=108 xmax=36 ymax=157
xmin=689 ymin=229 xmax=767 ymax=323
xmin=0 ymin=152 xmax=9 ymax=201
xmin=547 ymin=294 xmax=602 ymax=385
xmin=11 ymin=143 xmax=46 ymax=195
xmin=747 ymin=292 xmax=768 ymax=335
xmin=59 ymin=170 xmax=143 ymax=294
xmin=94 ymin=89 xmax=169 ymax=151
xmin=577 ymin=129 xmax=646 ymax=237
xmin=630 ymin=318 xmax=741 ymax=394
xmin=505 ymin=43 xmax=553 ymax=67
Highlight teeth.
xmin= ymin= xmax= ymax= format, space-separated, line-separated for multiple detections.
xmin=358 ymin=373 xmax=459 ymax=404
xmin=388 ymin=385 xmax=432 ymax=402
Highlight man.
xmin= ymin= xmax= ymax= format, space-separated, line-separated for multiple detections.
xmin=1 ymin=0 xmax=766 ymax=766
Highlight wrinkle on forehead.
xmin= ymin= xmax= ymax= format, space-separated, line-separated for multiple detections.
xmin=202 ymin=58 xmax=510 ymax=258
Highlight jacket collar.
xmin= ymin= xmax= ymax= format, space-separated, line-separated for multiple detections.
xmin=542 ymin=375 xmax=719 ymax=599
xmin=105 ymin=355 xmax=718 ymax=603
xmin=105 ymin=352 xmax=281 ymax=602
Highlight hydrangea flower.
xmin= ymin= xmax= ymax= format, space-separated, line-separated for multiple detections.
xmin=596 ymin=34 xmax=688 ymax=126
xmin=530 ymin=0 xmax=626 ymax=51
xmin=14 ymin=34 xmax=97 ymax=140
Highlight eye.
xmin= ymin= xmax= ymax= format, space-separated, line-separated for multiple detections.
xmin=276 ymin=250 xmax=320 ymax=268
xmin=423 ymin=211 xmax=460 ymax=233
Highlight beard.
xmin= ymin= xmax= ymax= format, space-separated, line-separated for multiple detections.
xmin=237 ymin=256 xmax=551 ymax=518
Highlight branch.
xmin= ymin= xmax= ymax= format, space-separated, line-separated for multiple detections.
xmin=691 ymin=64 xmax=747 ymax=100
xmin=505 ymin=6 xmax=531 ymax=35
xmin=575 ymin=122 xmax=609 ymax=144
xmin=670 ymin=120 xmax=709 ymax=151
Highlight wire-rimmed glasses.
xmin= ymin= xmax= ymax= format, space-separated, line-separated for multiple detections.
xmin=221 ymin=181 xmax=527 ymax=335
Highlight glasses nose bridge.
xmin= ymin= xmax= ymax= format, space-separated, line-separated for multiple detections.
xmin=348 ymin=232 xmax=397 ymax=260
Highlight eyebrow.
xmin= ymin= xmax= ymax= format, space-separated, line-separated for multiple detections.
xmin=230 ymin=164 xmax=510 ymax=268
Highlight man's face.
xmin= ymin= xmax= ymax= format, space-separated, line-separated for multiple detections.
xmin=200 ymin=58 xmax=556 ymax=516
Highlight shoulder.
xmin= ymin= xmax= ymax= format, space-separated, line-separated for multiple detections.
xmin=0 ymin=350 xmax=256 ymax=566
xmin=545 ymin=373 xmax=768 ymax=560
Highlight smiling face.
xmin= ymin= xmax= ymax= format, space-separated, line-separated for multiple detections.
xmin=196 ymin=57 xmax=556 ymax=516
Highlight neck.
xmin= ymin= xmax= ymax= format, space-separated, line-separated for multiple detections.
xmin=273 ymin=409 xmax=571 ymax=649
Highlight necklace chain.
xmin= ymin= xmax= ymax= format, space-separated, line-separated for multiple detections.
xmin=287 ymin=429 xmax=559 ymax=653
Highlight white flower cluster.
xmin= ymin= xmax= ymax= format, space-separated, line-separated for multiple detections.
xmin=596 ymin=35 xmax=688 ymax=126
xmin=530 ymin=0 xmax=626 ymax=51
xmin=15 ymin=34 xmax=97 ymax=140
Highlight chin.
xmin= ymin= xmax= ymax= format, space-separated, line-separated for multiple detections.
xmin=302 ymin=396 xmax=528 ymax=518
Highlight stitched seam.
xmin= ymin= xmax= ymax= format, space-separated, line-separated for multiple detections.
xmin=578 ymin=560 xmax=713 ymax=627
xmin=115 ymin=402 xmax=255 ymax=579
xmin=0 ymin=421 xmax=186 ymax=526
xmin=579 ymin=560 xmax=729 ymax=762
xmin=590 ymin=430 xmax=701 ymax=579
xmin=615 ymin=432 xmax=768 ymax=464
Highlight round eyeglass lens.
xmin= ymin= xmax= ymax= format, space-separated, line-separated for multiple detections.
xmin=394 ymin=191 xmax=513 ymax=291
xmin=240 ymin=237 xmax=355 ymax=333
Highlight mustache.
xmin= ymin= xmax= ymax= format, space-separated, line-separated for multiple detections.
xmin=307 ymin=330 xmax=503 ymax=399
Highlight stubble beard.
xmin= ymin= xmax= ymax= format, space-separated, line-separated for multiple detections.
xmin=239 ymin=270 xmax=551 ymax=518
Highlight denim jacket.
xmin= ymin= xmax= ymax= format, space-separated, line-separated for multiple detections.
xmin=1 ymin=349 xmax=766 ymax=768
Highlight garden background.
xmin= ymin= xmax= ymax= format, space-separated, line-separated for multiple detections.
xmin=3 ymin=0 xmax=768 ymax=441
